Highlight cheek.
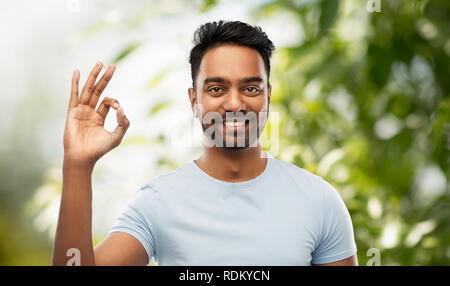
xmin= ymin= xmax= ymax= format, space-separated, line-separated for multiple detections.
xmin=245 ymin=97 xmax=268 ymax=113
xmin=200 ymin=96 xmax=222 ymax=115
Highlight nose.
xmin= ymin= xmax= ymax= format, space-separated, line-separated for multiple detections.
xmin=222 ymin=89 xmax=246 ymax=114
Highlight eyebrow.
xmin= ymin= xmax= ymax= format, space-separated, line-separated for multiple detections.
xmin=203 ymin=77 xmax=230 ymax=85
xmin=203 ymin=76 xmax=264 ymax=87
xmin=241 ymin=77 xmax=263 ymax=84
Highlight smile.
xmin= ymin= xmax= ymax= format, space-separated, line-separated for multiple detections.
xmin=224 ymin=121 xmax=245 ymax=127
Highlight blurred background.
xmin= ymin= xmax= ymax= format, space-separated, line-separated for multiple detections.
xmin=0 ymin=0 xmax=449 ymax=266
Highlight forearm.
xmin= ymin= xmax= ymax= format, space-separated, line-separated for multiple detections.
xmin=54 ymin=62 xmax=128 ymax=265
xmin=52 ymin=159 xmax=96 ymax=265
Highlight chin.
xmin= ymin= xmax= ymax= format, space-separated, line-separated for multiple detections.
xmin=219 ymin=145 xmax=249 ymax=152
xmin=220 ymin=136 xmax=260 ymax=150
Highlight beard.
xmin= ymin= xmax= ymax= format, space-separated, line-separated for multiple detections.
xmin=199 ymin=112 xmax=268 ymax=151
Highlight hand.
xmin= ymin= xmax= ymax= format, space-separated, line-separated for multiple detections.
xmin=63 ymin=61 xmax=130 ymax=167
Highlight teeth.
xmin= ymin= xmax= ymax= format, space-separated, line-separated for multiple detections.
xmin=224 ymin=121 xmax=245 ymax=127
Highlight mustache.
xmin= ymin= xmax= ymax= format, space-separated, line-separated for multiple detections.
xmin=210 ymin=118 xmax=257 ymax=124
xmin=198 ymin=111 xmax=269 ymax=128
xmin=214 ymin=112 xmax=257 ymax=122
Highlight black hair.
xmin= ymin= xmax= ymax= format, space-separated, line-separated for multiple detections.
xmin=188 ymin=20 xmax=275 ymax=89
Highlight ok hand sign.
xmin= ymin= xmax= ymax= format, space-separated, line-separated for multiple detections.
xmin=63 ymin=61 xmax=130 ymax=167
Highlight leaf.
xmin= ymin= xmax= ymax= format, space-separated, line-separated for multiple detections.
xmin=283 ymin=39 xmax=321 ymax=66
xmin=148 ymin=100 xmax=172 ymax=117
xmin=304 ymin=51 xmax=340 ymax=82
xmin=199 ymin=0 xmax=218 ymax=13
xmin=148 ymin=72 xmax=166 ymax=89
xmin=147 ymin=67 xmax=173 ymax=89
xmin=367 ymin=43 xmax=395 ymax=88
xmin=112 ymin=43 xmax=141 ymax=64
xmin=318 ymin=0 xmax=339 ymax=36
xmin=82 ymin=22 xmax=108 ymax=38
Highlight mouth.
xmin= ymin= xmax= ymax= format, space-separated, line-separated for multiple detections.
xmin=223 ymin=120 xmax=249 ymax=133
xmin=224 ymin=120 xmax=245 ymax=127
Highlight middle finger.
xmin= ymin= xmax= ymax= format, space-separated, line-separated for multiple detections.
xmin=89 ymin=64 xmax=116 ymax=108
xmin=79 ymin=61 xmax=103 ymax=105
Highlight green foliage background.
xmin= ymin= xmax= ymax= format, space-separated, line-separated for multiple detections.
xmin=0 ymin=0 xmax=448 ymax=265
xmin=263 ymin=0 xmax=449 ymax=265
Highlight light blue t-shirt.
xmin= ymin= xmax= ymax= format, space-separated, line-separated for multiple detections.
xmin=109 ymin=154 xmax=357 ymax=265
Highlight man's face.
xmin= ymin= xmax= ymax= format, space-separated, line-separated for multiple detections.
xmin=188 ymin=44 xmax=271 ymax=150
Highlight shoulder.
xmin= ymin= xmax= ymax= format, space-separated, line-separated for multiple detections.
xmin=136 ymin=161 xmax=194 ymax=196
xmin=271 ymin=158 xmax=317 ymax=178
xmin=270 ymin=158 xmax=345 ymax=208
xmin=270 ymin=158 xmax=330 ymax=192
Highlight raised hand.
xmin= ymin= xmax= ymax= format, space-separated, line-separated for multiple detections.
xmin=63 ymin=61 xmax=130 ymax=167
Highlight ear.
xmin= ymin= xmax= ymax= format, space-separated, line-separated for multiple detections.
xmin=188 ymin=87 xmax=198 ymax=118
xmin=267 ymin=83 xmax=272 ymax=106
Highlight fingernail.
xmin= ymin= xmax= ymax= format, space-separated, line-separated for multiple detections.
xmin=114 ymin=103 xmax=119 ymax=108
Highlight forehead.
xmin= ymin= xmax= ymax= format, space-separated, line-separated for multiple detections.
xmin=197 ymin=44 xmax=266 ymax=85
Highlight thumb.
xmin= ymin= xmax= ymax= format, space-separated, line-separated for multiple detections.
xmin=111 ymin=106 xmax=130 ymax=147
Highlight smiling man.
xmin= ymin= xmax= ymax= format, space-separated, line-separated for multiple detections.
xmin=53 ymin=20 xmax=358 ymax=266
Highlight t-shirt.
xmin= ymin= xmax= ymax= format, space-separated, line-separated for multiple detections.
xmin=109 ymin=153 xmax=357 ymax=265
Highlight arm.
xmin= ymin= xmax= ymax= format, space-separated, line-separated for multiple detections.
xmin=54 ymin=160 xmax=148 ymax=266
xmin=52 ymin=62 xmax=146 ymax=265
xmin=310 ymin=178 xmax=358 ymax=266
xmin=94 ymin=232 xmax=149 ymax=266
xmin=53 ymin=160 xmax=95 ymax=265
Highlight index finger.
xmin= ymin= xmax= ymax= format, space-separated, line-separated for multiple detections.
xmin=69 ymin=69 xmax=80 ymax=111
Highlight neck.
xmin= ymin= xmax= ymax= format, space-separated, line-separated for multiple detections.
xmin=195 ymin=142 xmax=268 ymax=183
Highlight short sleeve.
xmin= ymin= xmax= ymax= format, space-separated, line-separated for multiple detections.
xmin=109 ymin=184 xmax=157 ymax=265
xmin=311 ymin=178 xmax=357 ymax=264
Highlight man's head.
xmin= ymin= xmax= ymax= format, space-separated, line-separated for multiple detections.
xmin=187 ymin=20 xmax=275 ymax=150
xmin=189 ymin=20 xmax=275 ymax=90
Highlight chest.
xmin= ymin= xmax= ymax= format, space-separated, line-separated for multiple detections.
xmin=152 ymin=188 xmax=320 ymax=265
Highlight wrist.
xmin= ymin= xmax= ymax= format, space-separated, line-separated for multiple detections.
xmin=63 ymin=156 xmax=96 ymax=173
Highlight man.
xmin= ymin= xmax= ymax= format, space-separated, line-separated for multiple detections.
xmin=53 ymin=20 xmax=358 ymax=266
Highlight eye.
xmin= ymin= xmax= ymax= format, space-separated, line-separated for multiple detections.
xmin=207 ymin=87 xmax=223 ymax=95
xmin=244 ymin=87 xmax=261 ymax=95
